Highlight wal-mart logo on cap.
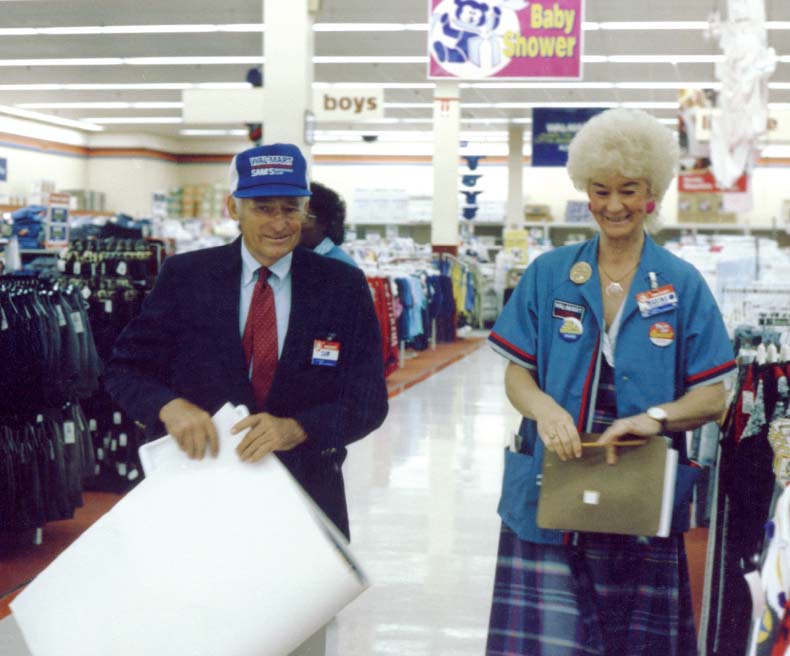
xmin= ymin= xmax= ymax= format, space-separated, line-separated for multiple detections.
xmin=229 ymin=143 xmax=311 ymax=198
xmin=250 ymin=155 xmax=293 ymax=177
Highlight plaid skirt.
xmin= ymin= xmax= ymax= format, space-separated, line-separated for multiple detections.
xmin=485 ymin=523 xmax=698 ymax=656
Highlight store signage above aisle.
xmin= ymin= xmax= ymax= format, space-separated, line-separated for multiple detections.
xmin=182 ymin=89 xmax=265 ymax=124
xmin=428 ymin=0 xmax=584 ymax=80
xmin=313 ymin=88 xmax=384 ymax=121
xmin=678 ymin=170 xmax=748 ymax=194
xmin=531 ymin=107 xmax=602 ymax=166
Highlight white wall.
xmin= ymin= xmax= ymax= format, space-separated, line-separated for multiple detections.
xmin=86 ymin=157 xmax=179 ymax=217
xmin=178 ymin=163 xmax=229 ymax=187
xmin=0 ymin=144 xmax=87 ymax=201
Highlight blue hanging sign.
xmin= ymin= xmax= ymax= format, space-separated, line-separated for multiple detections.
xmin=531 ymin=107 xmax=603 ymax=167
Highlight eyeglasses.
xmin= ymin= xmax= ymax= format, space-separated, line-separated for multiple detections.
xmin=248 ymin=201 xmax=307 ymax=222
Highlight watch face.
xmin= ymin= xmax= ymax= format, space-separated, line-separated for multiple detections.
xmin=648 ymin=407 xmax=667 ymax=421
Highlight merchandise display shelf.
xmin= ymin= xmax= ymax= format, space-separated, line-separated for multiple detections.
xmin=0 ymin=205 xmax=114 ymax=218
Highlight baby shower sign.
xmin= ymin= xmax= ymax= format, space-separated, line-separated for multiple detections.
xmin=428 ymin=0 xmax=583 ymax=79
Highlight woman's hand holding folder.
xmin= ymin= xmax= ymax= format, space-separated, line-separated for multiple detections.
xmin=595 ymin=413 xmax=666 ymax=464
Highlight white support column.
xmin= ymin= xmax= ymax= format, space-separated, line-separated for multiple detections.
xmin=263 ymin=0 xmax=314 ymax=159
xmin=431 ymin=81 xmax=460 ymax=253
xmin=507 ymin=125 xmax=524 ymax=229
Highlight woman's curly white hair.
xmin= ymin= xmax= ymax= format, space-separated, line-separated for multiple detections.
xmin=566 ymin=108 xmax=679 ymax=217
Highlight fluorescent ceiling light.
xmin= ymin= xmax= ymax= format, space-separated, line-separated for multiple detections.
xmin=314 ymin=82 xmax=436 ymax=89
xmin=0 ymin=55 xmax=435 ymax=66
xmin=461 ymin=101 xmax=679 ymax=110
xmin=0 ymin=21 xmax=785 ymax=38
xmin=0 ymin=82 xmax=252 ymax=91
xmin=0 ymin=23 xmax=430 ymax=36
xmin=0 ymin=57 xmax=263 ymax=67
xmin=463 ymin=101 xmax=617 ymax=109
xmin=356 ymin=118 xmax=401 ymax=124
xmin=617 ymin=81 xmax=721 ymax=89
xmin=594 ymin=21 xmax=710 ymax=30
xmin=0 ymin=53 xmax=744 ymax=67
xmin=125 ymin=57 xmax=263 ymax=65
xmin=314 ymin=56 xmax=427 ymax=64
xmin=84 ymin=117 xmax=183 ymax=124
xmin=180 ymin=129 xmax=248 ymax=136
xmin=0 ymin=104 xmax=103 ymax=131
xmin=463 ymin=82 xmax=615 ymax=89
xmin=383 ymin=102 xmax=433 ymax=109
xmin=461 ymin=118 xmax=512 ymax=124
xmin=42 ymin=24 xmax=234 ymax=35
xmin=607 ymin=55 xmax=724 ymax=63
xmin=313 ymin=23 xmax=427 ymax=32
xmin=17 ymin=101 xmax=184 ymax=109
xmin=0 ymin=58 xmax=125 ymax=66
xmin=621 ymin=101 xmax=679 ymax=109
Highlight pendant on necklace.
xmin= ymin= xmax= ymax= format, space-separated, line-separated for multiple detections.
xmin=605 ymin=281 xmax=624 ymax=297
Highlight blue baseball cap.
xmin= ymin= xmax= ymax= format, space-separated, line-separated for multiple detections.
xmin=229 ymin=143 xmax=312 ymax=198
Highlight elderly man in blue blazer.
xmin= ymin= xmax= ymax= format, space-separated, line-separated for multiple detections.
xmin=105 ymin=143 xmax=388 ymax=543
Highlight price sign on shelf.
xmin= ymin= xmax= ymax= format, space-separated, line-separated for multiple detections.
xmin=44 ymin=192 xmax=71 ymax=248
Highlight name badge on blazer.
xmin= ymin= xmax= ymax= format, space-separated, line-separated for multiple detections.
xmin=312 ymin=339 xmax=340 ymax=367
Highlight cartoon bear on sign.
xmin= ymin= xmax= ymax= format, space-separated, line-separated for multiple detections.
xmin=433 ymin=0 xmax=501 ymax=66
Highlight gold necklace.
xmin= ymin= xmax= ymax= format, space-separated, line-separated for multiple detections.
xmin=599 ymin=261 xmax=638 ymax=297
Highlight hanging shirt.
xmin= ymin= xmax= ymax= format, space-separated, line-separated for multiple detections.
xmin=238 ymin=240 xmax=291 ymax=358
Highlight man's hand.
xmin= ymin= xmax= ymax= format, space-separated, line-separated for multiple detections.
xmin=231 ymin=413 xmax=307 ymax=463
xmin=158 ymin=398 xmax=218 ymax=460
xmin=596 ymin=414 xmax=659 ymax=465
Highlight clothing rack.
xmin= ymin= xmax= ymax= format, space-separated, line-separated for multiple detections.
xmin=0 ymin=276 xmax=100 ymax=542
xmin=699 ymin=335 xmax=790 ymax=655
xmin=58 ymin=238 xmax=160 ymax=493
xmin=440 ymin=252 xmax=494 ymax=329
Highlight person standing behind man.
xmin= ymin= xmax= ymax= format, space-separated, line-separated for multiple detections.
xmin=104 ymin=143 xmax=388 ymax=544
xmin=299 ymin=181 xmax=358 ymax=268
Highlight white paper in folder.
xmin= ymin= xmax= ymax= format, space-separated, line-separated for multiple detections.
xmin=11 ymin=403 xmax=369 ymax=656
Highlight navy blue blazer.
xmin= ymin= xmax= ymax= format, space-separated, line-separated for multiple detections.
xmin=104 ymin=239 xmax=388 ymax=538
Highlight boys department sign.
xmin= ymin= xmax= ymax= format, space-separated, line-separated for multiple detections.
xmin=428 ymin=0 xmax=583 ymax=80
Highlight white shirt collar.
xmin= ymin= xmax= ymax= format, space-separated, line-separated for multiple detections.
xmin=240 ymin=239 xmax=293 ymax=286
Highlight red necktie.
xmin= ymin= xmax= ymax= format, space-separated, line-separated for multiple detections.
xmin=242 ymin=268 xmax=279 ymax=411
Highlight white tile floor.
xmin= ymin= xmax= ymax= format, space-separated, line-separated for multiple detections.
xmin=327 ymin=346 xmax=520 ymax=656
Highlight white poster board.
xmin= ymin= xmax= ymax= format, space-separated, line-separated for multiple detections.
xmin=11 ymin=404 xmax=368 ymax=656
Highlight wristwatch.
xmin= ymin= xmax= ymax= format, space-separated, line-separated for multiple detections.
xmin=646 ymin=406 xmax=668 ymax=433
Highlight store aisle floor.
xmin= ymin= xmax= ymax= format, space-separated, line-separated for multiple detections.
xmin=328 ymin=346 xmax=518 ymax=656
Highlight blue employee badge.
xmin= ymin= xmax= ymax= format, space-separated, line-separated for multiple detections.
xmin=312 ymin=339 xmax=340 ymax=366
xmin=559 ymin=317 xmax=583 ymax=342
xmin=636 ymin=284 xmax=678 ymax=318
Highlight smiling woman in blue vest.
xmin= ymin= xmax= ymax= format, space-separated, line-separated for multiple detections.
xmin=485 ymin=109 xmax=736 ymax=656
